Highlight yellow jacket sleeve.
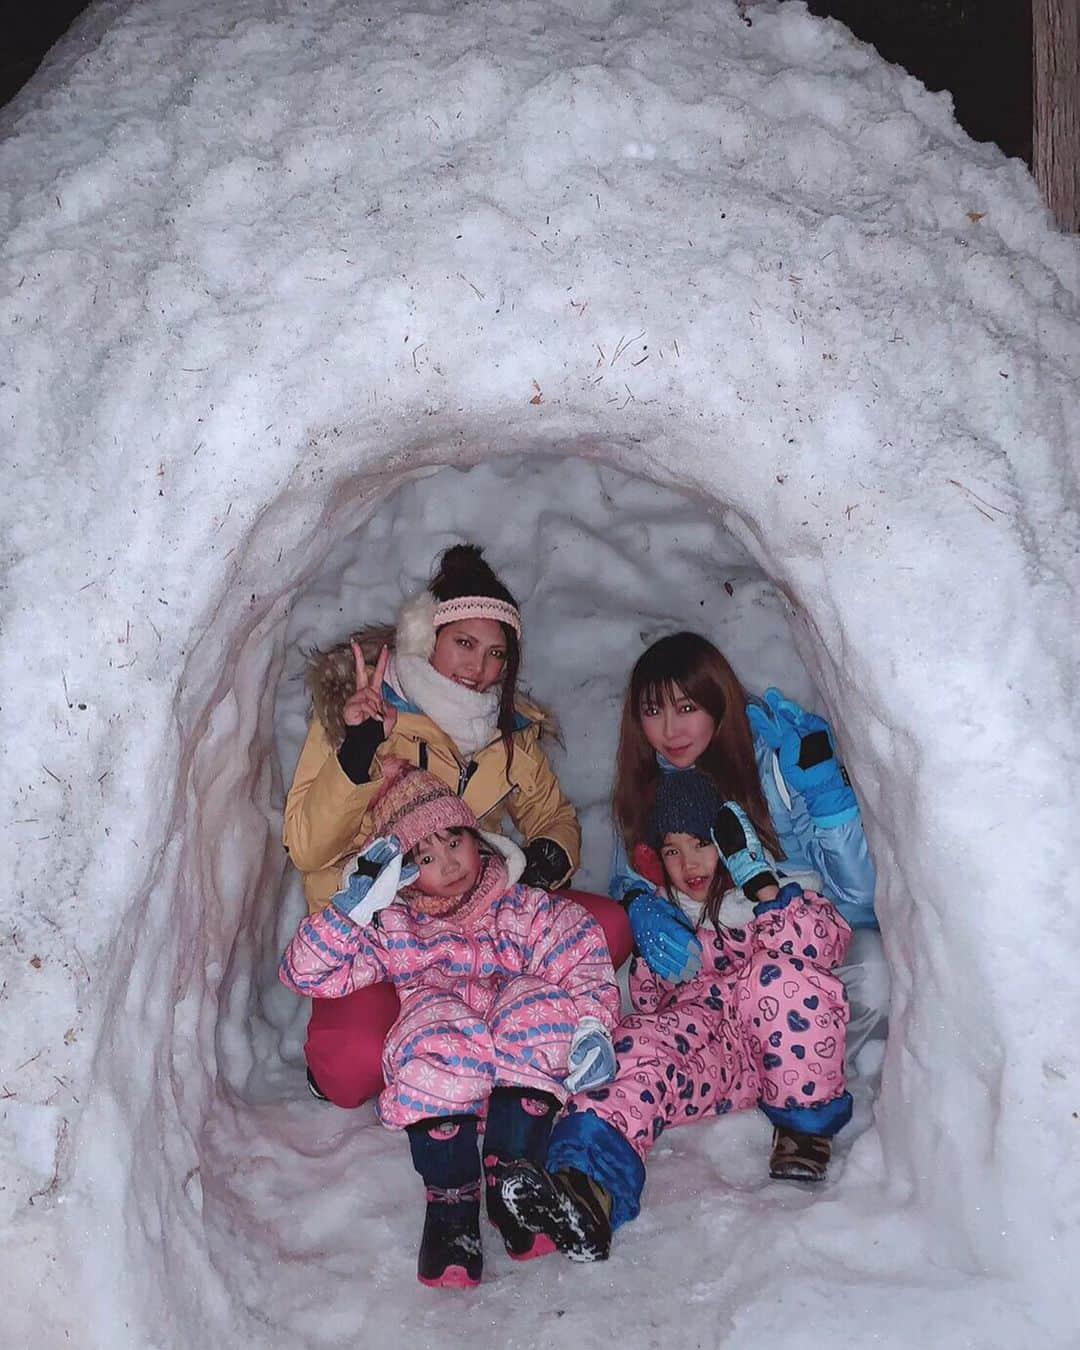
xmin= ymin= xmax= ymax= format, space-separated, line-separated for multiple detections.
xmin=282 ymin=719 xmax=382 ymax=874
xmin=505 ymin=727 xmax=582 ymax=883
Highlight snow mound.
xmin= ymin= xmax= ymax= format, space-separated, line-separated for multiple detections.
xmin=1 ymin=0 xmax=1076 ymax=1345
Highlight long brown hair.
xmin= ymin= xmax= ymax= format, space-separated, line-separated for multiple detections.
xmin=613 ymin=632 xmax=781 ymax=859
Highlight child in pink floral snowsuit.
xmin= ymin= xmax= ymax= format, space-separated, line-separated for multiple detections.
xmin=500 ymin=769 xmax=852 ymax=1262
xmin=280 ymin=768 xmax=620 ymax=1288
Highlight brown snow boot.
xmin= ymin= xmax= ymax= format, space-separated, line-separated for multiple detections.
xmin=769 ymin=1126 xmax=831 ymax=1182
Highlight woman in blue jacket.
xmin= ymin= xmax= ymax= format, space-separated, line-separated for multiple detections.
xmin=608 ymin=632 xmax=888 ymax=1171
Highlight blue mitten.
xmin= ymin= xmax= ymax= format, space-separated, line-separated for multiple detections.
xmin=710 ymin=801 xmax=777 ymax=900
xmin=329 ymin=835 xmax=419 ymax=927
xmin=627 ymin=891 xmax=703 ymax=983
xmin=746 ymin=689 xmax=858 ymax=827
xmin=565 ymin=1017 xmax=617 ymax=1092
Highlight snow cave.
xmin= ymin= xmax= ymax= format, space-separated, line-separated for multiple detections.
xmin=1 ymin=1 xmax=1076 ymax=1347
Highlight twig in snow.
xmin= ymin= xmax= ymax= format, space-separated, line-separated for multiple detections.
xmin=412 ymin=342 xmax=425 ymax=372
xmin=28 ymin=1117 xmax=68 ymax=1205
xmin=457 ymin=274 xmax=485 ymax=300
xmin=72 ymin=944 xmax=91 ymax=984
xmin=611 ymin=331 xmax=646 ymax=367
xmin=61 ymin=674 xmax=73 ymax=710
xmin=947 ymin=479 xmax=1009 ymax=519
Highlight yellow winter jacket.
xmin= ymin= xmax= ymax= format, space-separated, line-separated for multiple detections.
xmin=284 ymin=695 xmax=581 ymax=915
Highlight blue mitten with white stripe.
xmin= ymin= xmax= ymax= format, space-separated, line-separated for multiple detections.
xmin=329 ymin=835 xmax=419 ymax=927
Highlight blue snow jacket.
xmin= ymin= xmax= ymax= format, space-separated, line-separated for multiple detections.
xmin=609 ymin=702 xmax=878 ymax=931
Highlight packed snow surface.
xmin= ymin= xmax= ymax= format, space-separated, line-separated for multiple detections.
xmin=0 ymin=0 xmax=1077 ymax=1346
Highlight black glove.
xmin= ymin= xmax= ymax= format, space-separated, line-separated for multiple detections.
xmin=521 ymin=838 xmax=572 ymax=889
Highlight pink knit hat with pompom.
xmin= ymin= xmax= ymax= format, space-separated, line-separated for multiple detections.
xmin=369 ymin=768 xmax=477 ymax=854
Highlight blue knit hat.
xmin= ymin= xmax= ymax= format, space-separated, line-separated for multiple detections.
xmin=647 ymin=770 xmax=724 ymax=848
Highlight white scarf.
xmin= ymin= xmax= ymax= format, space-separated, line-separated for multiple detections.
xmin=392 ymin=652 xmax=501 ymax=758
xmin=671 ymin=885 xmax=757 ymax=932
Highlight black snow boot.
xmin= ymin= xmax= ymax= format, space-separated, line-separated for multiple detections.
xmin=499 ymin=1161 xmax=613 ymax=1263
xmin=482 ymin=1087 xmax=560 ymax=1260
xmin=407 ymin=1115 xmax=483 ymax=1288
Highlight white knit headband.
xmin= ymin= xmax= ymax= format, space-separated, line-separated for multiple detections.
xmin=433 ymin=595 xmax=522 ymax=637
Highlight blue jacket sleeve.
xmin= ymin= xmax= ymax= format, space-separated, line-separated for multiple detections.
xmin=755 ymin=735 xmax=878 ymax=929
xmin=608 ymin=832 xmax=657 ymax=907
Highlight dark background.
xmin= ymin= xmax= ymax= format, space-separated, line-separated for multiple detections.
xmin=1 ymin=0 xmax=1033 ymax=162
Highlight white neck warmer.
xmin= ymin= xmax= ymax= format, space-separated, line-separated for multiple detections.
xmin=393 ymin=652 xmax=501 ymax=758
xmin=671 ymin=884 xmax=756 ymax=932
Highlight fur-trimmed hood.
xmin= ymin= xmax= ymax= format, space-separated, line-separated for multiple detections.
xmin=306 ymin=623 xmax=396 ymax=746
xmin=304 ymin=620 xmax=559 ymax=748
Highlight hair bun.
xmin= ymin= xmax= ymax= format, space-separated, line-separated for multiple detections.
xmin=436 ymin=543 xmax=493 ymax=583
xmin=430 ymin=542 xmax=516 ymax=607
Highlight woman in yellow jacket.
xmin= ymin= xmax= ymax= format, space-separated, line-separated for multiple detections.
xmin=284 ymin=543 xmax=631 ymax=1106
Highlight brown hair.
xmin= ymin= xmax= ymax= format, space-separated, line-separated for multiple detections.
xmin=613 ymin=632 xmax=781 ymax=860
xmin=429 ymin=543 xmax=521 ymax=771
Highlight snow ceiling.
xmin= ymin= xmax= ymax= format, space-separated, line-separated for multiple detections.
xmin=1 ymin=0 xmax=1077 ymax=1345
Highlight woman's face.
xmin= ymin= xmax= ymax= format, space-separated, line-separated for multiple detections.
xmin=639 ymin=684 xmax=717 ymax=768
xmin=660 ymin=832 xmax=719 ymax=904
xmin=412 ymin=829 xmax=483 ymax=898
xmin=430 ymin=618 xmax=508 ymax=693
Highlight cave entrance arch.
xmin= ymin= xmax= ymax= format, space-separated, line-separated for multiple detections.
xmin=247 ymin=452 xmax=872 ymax=1092
xmin=84 ymin=444 xmax=899 ymax=1347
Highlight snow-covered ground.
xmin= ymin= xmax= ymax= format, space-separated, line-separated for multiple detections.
xmin=1 ymin=0 xmax=1077 ymax=1345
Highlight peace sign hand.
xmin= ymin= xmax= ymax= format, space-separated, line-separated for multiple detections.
xmin=342 ymin=642 xmax=398 ymax=736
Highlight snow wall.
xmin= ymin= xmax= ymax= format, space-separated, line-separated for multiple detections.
xmin=1 ymin=0 xmax=1077 ymax=1346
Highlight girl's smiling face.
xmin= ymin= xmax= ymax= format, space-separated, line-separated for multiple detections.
xmin=430 ymin=618 xmax=508 ymax=693
xmin=660 ymin=831 xmax=720 ymax=903
xmin=639 ymin=683 xmax=717 ymax=768
xmin=412 ymin=828 xmax=483 ymax=898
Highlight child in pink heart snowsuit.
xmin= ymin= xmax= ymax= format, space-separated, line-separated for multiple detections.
xmin=499 ymin=769 xmax=852 ymax=1262
xmin=280 ymin=767 xmax=620 ymax=1288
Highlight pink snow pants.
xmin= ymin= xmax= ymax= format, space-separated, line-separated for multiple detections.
xmin=378 ymin=975 xmax=581 ymax=1129
xmin=582 ymin=949 xmax=849 ymax=1162
xmin=305 ymin=890 xmax=631 ymax=1108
